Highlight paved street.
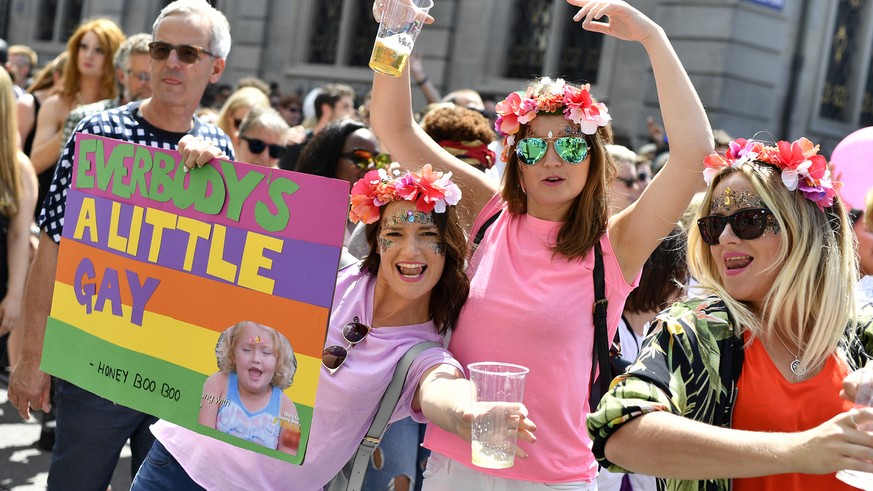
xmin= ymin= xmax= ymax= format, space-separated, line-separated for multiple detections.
xmin=0 ymin=378 xmax=133 ymax=491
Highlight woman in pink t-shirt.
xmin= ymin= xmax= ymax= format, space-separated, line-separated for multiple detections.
xmin=370 ymin=0 xmax=713 ymax=488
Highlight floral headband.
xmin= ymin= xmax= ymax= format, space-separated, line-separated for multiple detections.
xmin=702 ymin=137 xmax=841 ymax=210
xmin=349 ymin=164 xmax=462 ymax=225
xmin=493 ymin=77 xmax=611 ymax=162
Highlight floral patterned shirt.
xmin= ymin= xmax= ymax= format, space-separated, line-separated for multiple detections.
xmin=587 ymin=295 xmax=873 ymax=491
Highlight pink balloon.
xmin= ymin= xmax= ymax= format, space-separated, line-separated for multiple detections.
xmin=830 ymin=126 xmax=873 ymax=210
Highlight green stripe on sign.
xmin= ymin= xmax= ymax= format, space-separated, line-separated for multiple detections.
xmin=42 ymin=318 xmax=312 ymax=464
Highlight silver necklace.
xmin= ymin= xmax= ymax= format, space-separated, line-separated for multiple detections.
xmin=774 ymin=333 xmax=805 ymax=376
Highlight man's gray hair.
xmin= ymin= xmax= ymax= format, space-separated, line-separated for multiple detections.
xmin=152 ymin=0 xmax=231 ymax=60
xmin=114 ymin=33 xmax=152 ymax=72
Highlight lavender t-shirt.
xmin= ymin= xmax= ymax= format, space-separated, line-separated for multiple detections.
xmin=151 ymin=267 xmax=460 ymax=491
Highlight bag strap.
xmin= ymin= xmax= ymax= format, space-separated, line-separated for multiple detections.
xmin=328 ymin=340 xmax=441 ymax=491
xmin=589 ymin=242 xmax=610 ymax=407
xmin=473 ymin=210 xmax=502 ymax=248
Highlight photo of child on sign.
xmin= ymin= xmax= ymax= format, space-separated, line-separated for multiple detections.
xmin=199 ymin=321 xmax=302 ymax=455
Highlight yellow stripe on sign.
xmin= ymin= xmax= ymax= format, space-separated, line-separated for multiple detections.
xmin=50 ymin=281 xmax=321 ymax=405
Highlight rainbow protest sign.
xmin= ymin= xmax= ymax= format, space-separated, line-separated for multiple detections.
xmin=42 ymin=134 xmax=349 ymax=463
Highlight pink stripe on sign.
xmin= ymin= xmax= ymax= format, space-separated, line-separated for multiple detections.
xmin=71 ymin=134 xmax=350 ymax=247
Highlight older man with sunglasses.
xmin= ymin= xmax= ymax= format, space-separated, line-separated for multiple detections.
xmin=7 ymin=1 xmax=234 ymax=489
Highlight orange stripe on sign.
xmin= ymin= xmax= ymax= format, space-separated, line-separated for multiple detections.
xmin=55 ymin=239 xmax=330 ymax=358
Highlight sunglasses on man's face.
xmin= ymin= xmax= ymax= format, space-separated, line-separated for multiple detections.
xmin=148 ymin=41 xmax=214 ymax=64
xmin=697 ymin=208 xmax=775 ymax=245
xmin=342 ymin=149 xmax=391 ymax=171
xmin=241 ymin=136 xmax=287 ymax=159
xmin=515 ymin=136 xmax=589 ymax=165
xmin=322 ymin=319 xmax=371 ymax=375
xmin=617 ymin=171 xmax=651 ymax=188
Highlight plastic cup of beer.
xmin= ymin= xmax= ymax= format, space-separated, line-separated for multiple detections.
xmin=467 ymin=362 xmax=529 ymax=469
xmin=369 ymin=0 xmax=434 ymax=77
xmin=838 ymin=366 xmax=873 ymax=489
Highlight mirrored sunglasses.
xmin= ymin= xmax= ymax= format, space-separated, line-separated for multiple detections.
xmin=342 ymin=149 xmax=392 ymax=171
xmin=516 ymin=136 xmax=589 ymax=165
xmin=148 ymin=41 xmax=214 ymax=64
xmin=697 ymin=208 xmax=775 ymax=245
xmin=322 ymin=319 xmax=371 ymax=375
xmin=242 ymin=136 xmax=287 ymax=159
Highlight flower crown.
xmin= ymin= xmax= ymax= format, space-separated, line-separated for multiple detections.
xmin=703 ymin=137 xmax=841 ymax=210
xmin=349 ymin=164 xmax=462 ymax=224
xmin=493 ymin=77 xmax=611 ymax=162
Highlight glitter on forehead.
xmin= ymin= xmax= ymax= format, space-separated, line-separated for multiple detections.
xmin=382 ymin=210 xmax=435 ymax=227
xmin=563 ymin=124 xmax=581 ymax=135
xmin=710 ymin=186 xmax=766 ymax=214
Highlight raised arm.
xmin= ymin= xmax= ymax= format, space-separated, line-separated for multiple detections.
xmin=370 ymin=60 xmax=496 ymax=234
xmin=569 ymin=1 xmax=713 ymax=281
xmin=607 ymin=408 xmax=873 ymax=479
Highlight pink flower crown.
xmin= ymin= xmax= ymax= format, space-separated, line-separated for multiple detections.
xmin=703 ymin=137 xmax=841 ymax=210
xmin=349 ymin=164 xmax=462 ymax=225
xmin=493 ymin=77 xmax=611 ymax=162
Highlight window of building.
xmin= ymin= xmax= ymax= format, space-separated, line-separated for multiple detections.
xmin=307 ymin=0 xmax=379 ymax=68
xmin=36 ymin=0 xmax=83 ymax=42
xmin=819 ymin=0 xmax=873 ymax=127
xmin=503 ymin=0 xmax=602 ymax=83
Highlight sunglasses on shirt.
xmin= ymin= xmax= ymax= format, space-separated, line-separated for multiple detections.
xmin=342 ymin=149 xmax=392 ymax=171
xmin=241 ymin=136 xmax=287 ymax=159
xmin=322 ymin=319 xmax=371 ymax=375
xmin=697 ymin=208 xmax=775 ymax=245
xmin=148 ymin=41 xmax=215 ymax=64
xmin=515 ymin=136 xmax=589 ymax=165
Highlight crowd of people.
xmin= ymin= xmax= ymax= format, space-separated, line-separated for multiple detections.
xmin=1 ymin=0 xmax=873 ymax=490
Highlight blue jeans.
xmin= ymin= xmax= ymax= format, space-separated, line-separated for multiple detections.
xmin=47 ymin=379 xmax=157 ymax=491
xmin=131 ymin=440 xmax=205 ymax=490
xmin=363 ymin=417 xmax=428 ymax=491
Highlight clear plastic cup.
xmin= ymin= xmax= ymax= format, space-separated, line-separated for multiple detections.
xmin=467 ymin=362 xmax=529 ymax=469
xmin=837 ymin=366 xmax=873 ymax=489
xmin=369 ymin=0 xmax=433 ymax=77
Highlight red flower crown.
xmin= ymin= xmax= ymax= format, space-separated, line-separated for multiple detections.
xmin=349 ymin=164 xmax=462 ymax=224
xmin=703 ymin=137 xmax=841 ymax=210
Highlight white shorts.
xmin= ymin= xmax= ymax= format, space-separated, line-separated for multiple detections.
xmin=421 ymin=453 xmax=596 ymax=491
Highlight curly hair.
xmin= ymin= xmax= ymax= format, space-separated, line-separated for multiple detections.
xmin=215 ymin=321 xmax=298 ymax=390
xmin=359 ymin=203 xmax=469 ymax=334
xmin=419 ymin=104 xmax=496 ymax=143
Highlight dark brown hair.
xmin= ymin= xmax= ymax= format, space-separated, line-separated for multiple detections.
xmin=624 ymin=227 xmax=688 ymax=313
xmin=501 ymin=122 xmax=614 ymax=260
xmin=360 ymin=205 xmax=469 ymax=334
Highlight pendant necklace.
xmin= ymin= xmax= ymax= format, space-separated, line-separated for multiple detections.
xmin=774 ymin=332 xmax=805 ymax=377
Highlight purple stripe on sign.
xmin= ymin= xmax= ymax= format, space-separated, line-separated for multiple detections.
xmin=63 ymin=190 xmax=340 ymax=307
xmin=73 ymin=134 xmax=350 ymax=247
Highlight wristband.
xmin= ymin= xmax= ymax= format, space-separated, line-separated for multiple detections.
xmin=416 ymin=76 xmax=429 ymax=86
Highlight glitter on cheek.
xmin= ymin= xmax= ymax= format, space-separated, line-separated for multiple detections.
xmin=424 ymin=238 xmax=446 ymax=256
xmin=378 ymin=237 xmax=394 ymax=253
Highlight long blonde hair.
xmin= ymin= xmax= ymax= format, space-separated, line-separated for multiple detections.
xmin=0 ymin=70 xmax=21 ymax=216
xmin=687 ymin=162 xmax=857 ymax=373
xmin=61 ymin=18 xmax=125 ymax=102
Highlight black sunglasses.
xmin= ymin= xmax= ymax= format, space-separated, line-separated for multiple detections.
xmin=241 ymin=136 xmax=287 ymax=159
xmin=322 ymin=319 xmax=371 ymax=375
xmin=697 ymin=208 xmax=775 ymax=245
xmin=148 ymin=41 xmax=215 ymax=64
